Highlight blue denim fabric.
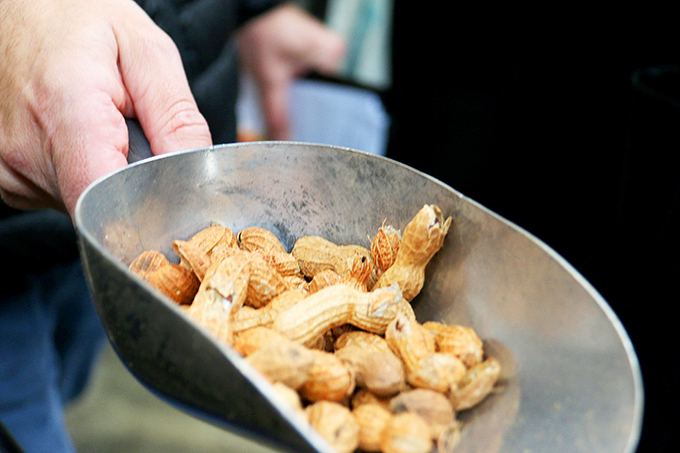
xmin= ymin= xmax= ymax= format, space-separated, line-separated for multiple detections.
xmin=0 ymin=211 xmax=105 ymax=453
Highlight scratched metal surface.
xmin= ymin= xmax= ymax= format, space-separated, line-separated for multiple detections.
xmin=75 ymin=142 xmax=643 ymax=453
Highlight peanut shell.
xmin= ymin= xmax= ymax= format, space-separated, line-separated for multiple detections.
xmin=245 ymin=339 xmax=315 ymax=390
xmin=423 ymin=321 xmax=484 ymax=368
xmin=389 ymin=388 xmax=455 ymax=439
xmin=336 ymin=345 xmax=406 ymax=397
xmin=145 ymin=263 xmax=199 ymax=305
xmin=374 ymin=204 xmax=451 ymax=301
xmin=305 ymin=401 xmax=360 ymax=453
xmin=371 ymin=221 xmax=401 ymax=275
xmin=129 ymin=250 xmax=169 ymax=280
xmin=237 ymin=226 xmax=287 ymax=255
xmin=380 ymin=412 xmax=433 ymax=453
xmin=449 ymin=357 xmax=501 ymax=410
xmin=353 ymin=403 xmax=393 ymax=452
xmin=299 ymin=349 xmax=355 ymax=403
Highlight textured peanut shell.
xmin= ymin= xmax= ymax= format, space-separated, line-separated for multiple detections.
xmin=449 ymin=357 xmax=501 ymax=410
xmin=307 ymin=268 xmax=341 ymax=294
xmin=408 ymin=352 xmax=466 ymax=394
xmin=339 ymin=254 xmax=374 ymax=291
xmin=374 ymin=205 xmax=451 ymax=301
xmin=380 ymin=412 xmax=433 ymax=453
xmin=292 ymin=235 xmax=373 ymax=279
xmin=188 ymin=251 xmax=251 ymax=345
xmin=272 ymin=283 xmax=407 ymax=346
xmin=423 ymin=321 xmax=484 ymax=368
xmin=351 ymin=388 xmax=392 ymax=410
xmin=386 ymin=313 xmax=465 ymax=393
xmin=145 ymin=263 xmax=199 ymax=305
xmin=385 ymin=313 xmax=436 ymax=373
xmin=305 ymin=401 xmax=360 ymax=453
xmin=129 ymin=250 xmax=169 ymax=280
xmin=188 ymin=223 xmax=237 ymax=257
xmin=437 ymin=420 xmax=462 ymax=453
xmin=238 ymin=226 xmax=287 ymax=255
xmin=232 ymin=326 xmax=289 ymax=357
xmin=246 ymin=255 xmax=288 ymax=308
xmin=352 ymin=403 xmax=393 ymax=452
xmin=245 ymin=339 xmax=315 ymax=390
xmin=231 ymin=289 xmax=307 ymax=334
xmin=252 ymin=249 xmax=300 ymax=277
xmin=371 ymin=222 xmax=401 ymax=275
xmin=389 ymin=388 xmax=455 ymax=439
xmin=334 ymin=330 xmax=391 ymax=353
xmin=172 ymin=240 xmax=211 ymax=282
xmin=336 ymin=346 xmax=406 ymax=397
xmin=299 ymin=349 xmax=355 ymax=403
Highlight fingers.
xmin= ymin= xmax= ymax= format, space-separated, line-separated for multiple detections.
xmin=297 ymin=20 xmax=347 ymax=76
xmin=1 ymin=0 xmax=212 ymax=216
xmin=113 ymin=3 xmax=212 ymax=156
xmin=260 ymin=75 xmax=291 ymax=140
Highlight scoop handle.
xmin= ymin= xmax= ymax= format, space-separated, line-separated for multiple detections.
xmin=126 ymin=118 xmax=154 ymax=163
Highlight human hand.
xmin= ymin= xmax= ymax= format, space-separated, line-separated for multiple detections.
xmin=236 ymin=3 xmax=347 ymax=140
xmin=0 ymin=0 xmax=212 ymax=215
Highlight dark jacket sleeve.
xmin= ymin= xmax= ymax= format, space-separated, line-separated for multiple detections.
xmin=135 ymin=0 xmax=282 ymax=81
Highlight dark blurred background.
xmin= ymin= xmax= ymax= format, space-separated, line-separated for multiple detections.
xmin=380 ymin=5 xmax=677 ymax=452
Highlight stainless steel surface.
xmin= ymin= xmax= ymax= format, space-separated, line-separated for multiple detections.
xmin=74 ymin=142 xmax=643 ymax=453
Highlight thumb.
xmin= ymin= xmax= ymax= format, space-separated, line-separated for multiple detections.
xmin=115 ymin=16 xmax=212 ymax=155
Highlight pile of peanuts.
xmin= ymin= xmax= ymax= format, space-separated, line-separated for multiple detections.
xmin=129 ymin=204 xmax=502 ymax=453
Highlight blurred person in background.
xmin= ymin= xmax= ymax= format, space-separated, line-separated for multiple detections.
xmin=0 ymin=0 xmax=345 ymax=451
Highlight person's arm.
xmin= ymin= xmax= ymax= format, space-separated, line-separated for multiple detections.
xmin=0 ymin=0 xmax=212 ymax=215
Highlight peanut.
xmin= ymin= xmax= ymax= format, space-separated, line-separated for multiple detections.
xmin=386 ymin=313 xmax=465 ymax=393
xmin=128 ymin=205 xmax=503 ymax=453
xmin=231 ymin=289 xmax=307 ymax=335
xmin=271 ymin=382 xmax=306 ymax=421
xmin=371 ymin=221 xmax=401 ymax=276
xmin=334 ymin=330 xmax=392 ymax=353
xmin=351 ymin=388 xmax=392 ymax=410
xmin=335 ymin=345 xmax=406 ymax=397
xmin=272 ymin=283 xmax=409 ymax=346
xmin=423 ymin=321 xmax=484 ymax=368
xmin=245 ymin=338 xmax=315 ymax=390
xmin=129 ymin=250 xmax=169 ymax=280
xmin=436 ymin=420 xmax=462 ymax=453
xmin=187 ymin=223 xmax=238 ymax=258
xmin=145 ymin=263 xmax=199 ymax=306
xmin=339 ymin=254 xmax=374 ymax=291
xmin=307 ymin=268 xmax=341 ymax=294
xmin=389 ymin=388 xmax=455 ymax=439
xmin=292 ymin=235 xmax=374 ymax=280
xmin=238 ymin=226 xmax=287 ymax=255
xmin=172 ymin=239 xmax=211 ymax=282
xmin=306 ymin=401 xmax=360 ymax=453
xmin=299 ymin=349 xmax=355 ymax=403
xmin=449 ymin=357 xmax=502 ymax=411
xmin=374 ymin=204 xmax=451 ymax=301
xmin=245 ymin=254 xmax=288 ymax=308
xmin=380 ymin=412 xmax=432 ymax=453
xmin=232 ymin=326 xmax=289 ymax=357
xmin=353 ymin=403 xmax=393 ymax=452
xmin=188 ymin=251 xmax=251 ymax=345
xmin=252 ymin=249 xmax=300 ymax=277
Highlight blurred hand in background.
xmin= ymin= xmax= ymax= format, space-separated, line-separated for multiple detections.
xmin=236 ymin=3 xmax=347 ymax=140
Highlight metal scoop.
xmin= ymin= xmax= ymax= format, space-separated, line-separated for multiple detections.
xmin=74 ymin=140 xmax=643 ymax=453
